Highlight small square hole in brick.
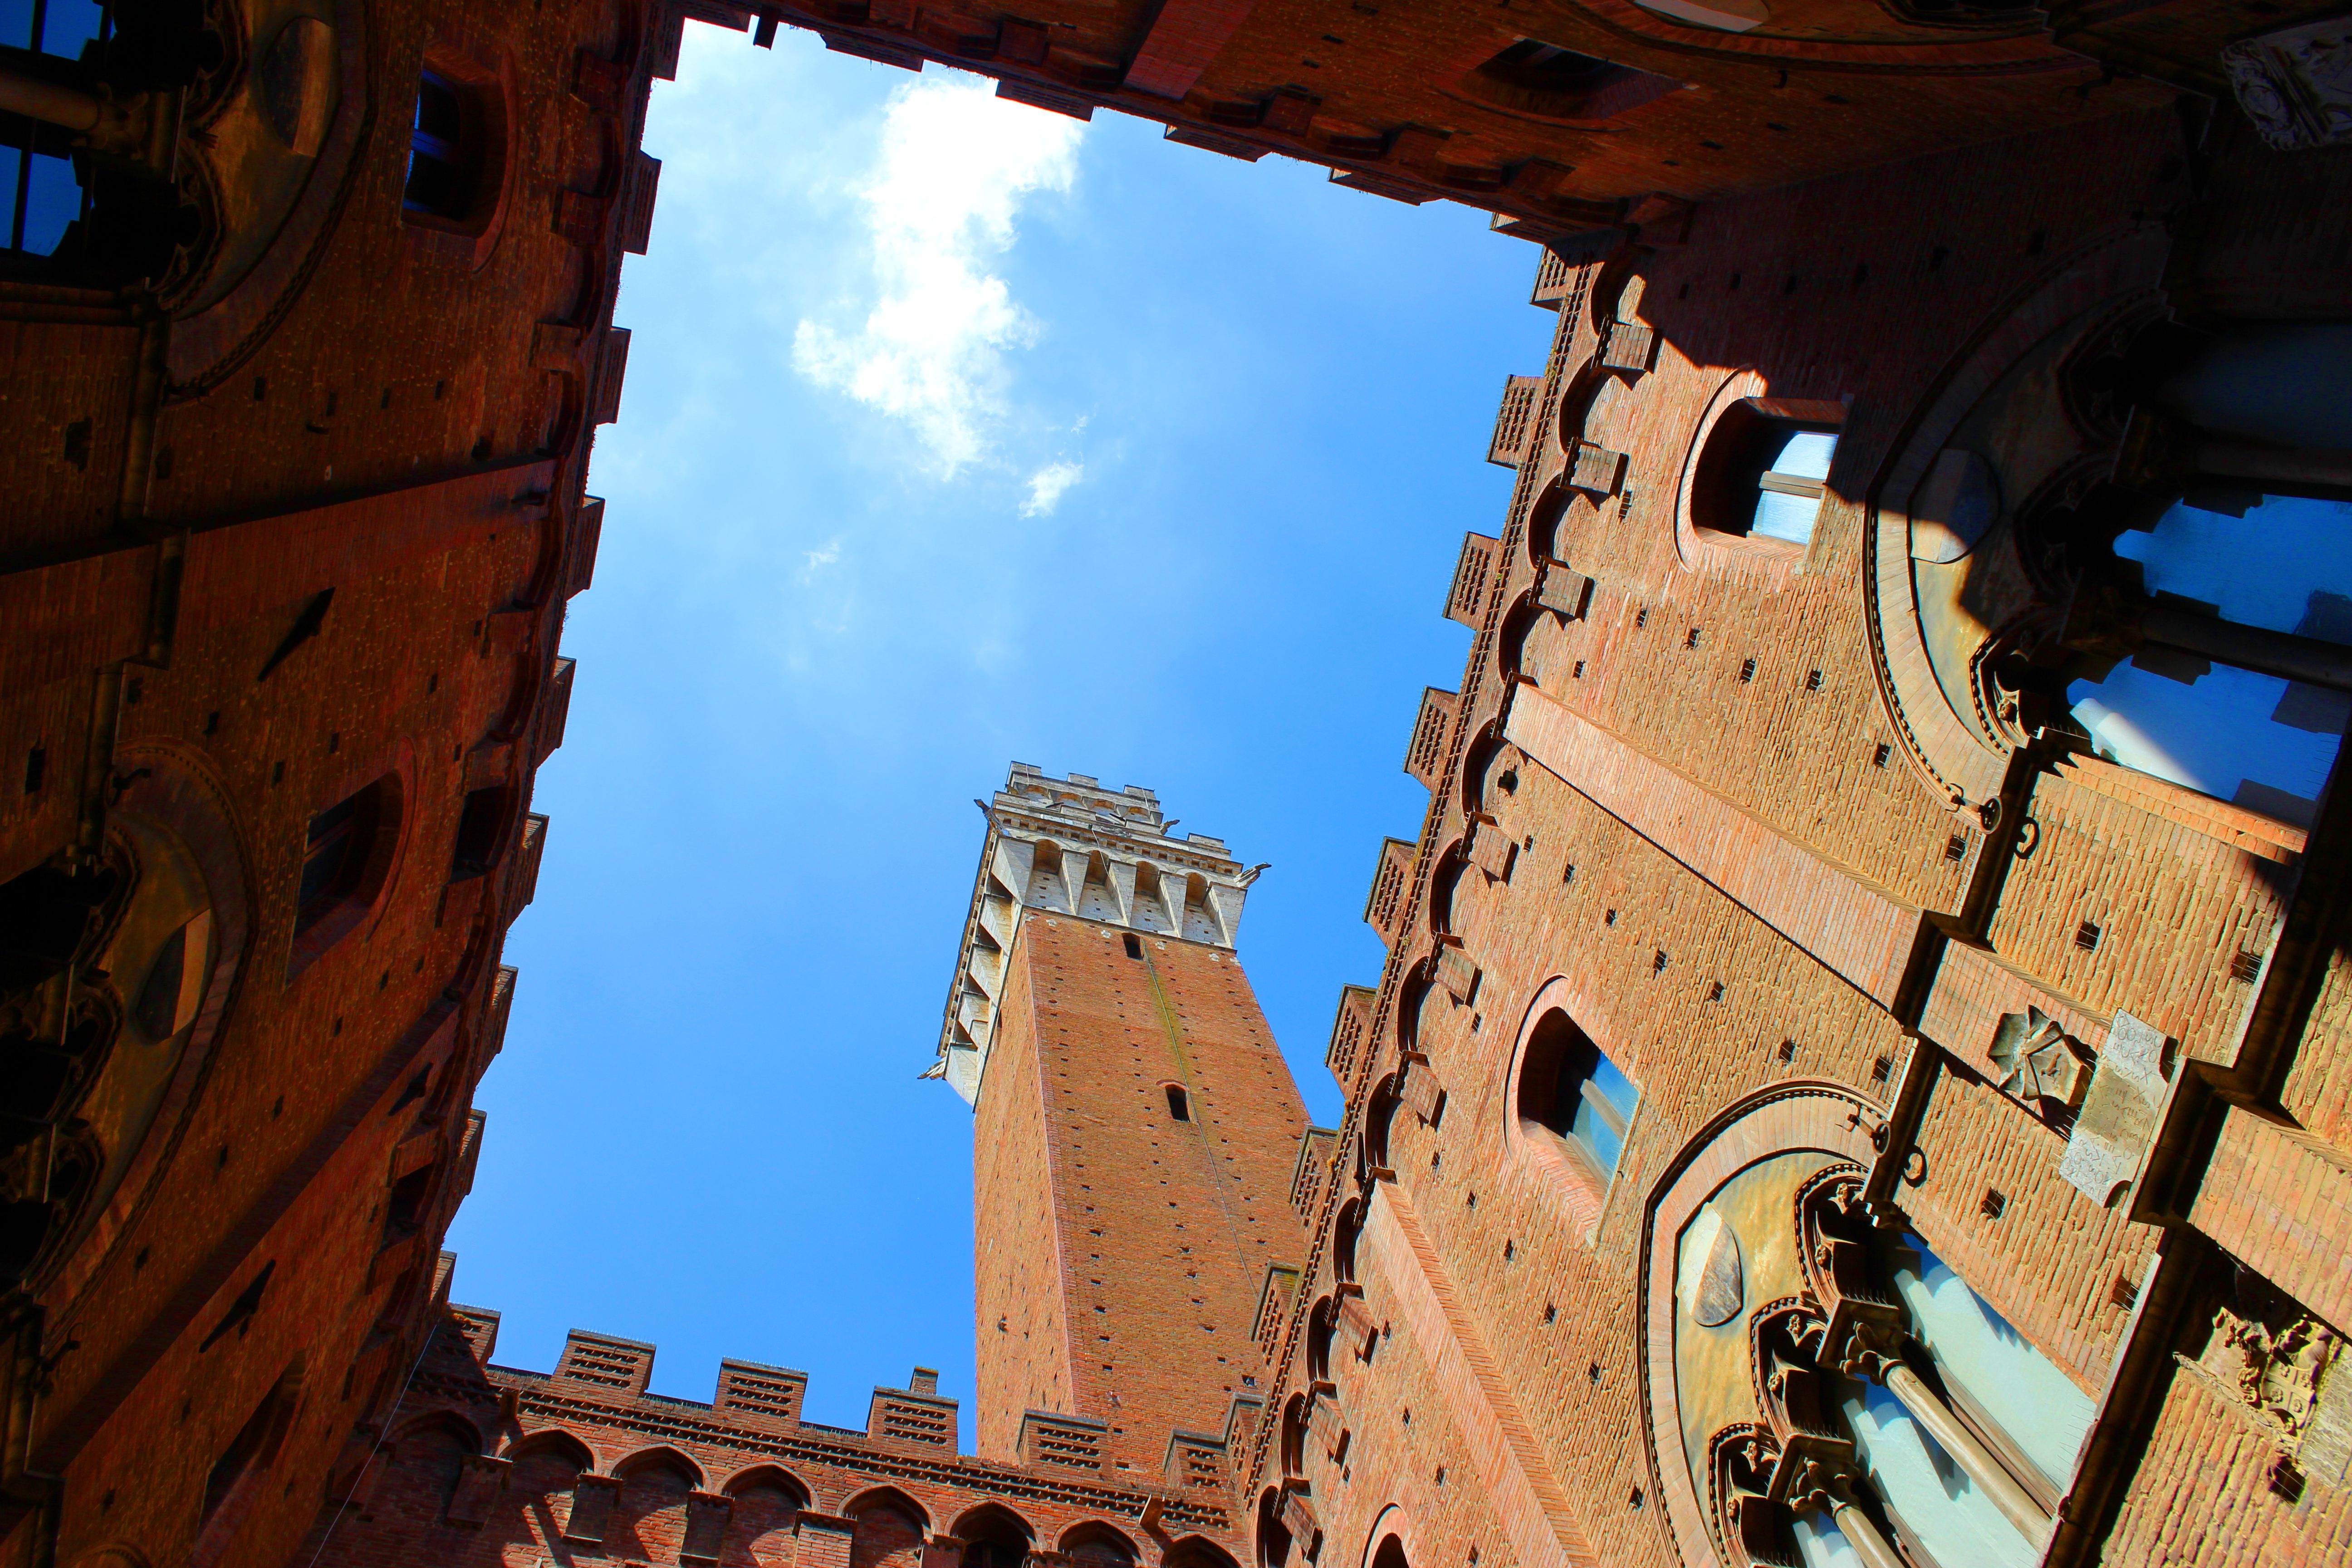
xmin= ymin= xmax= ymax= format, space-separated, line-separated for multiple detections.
xmin=2109 ymin=1274 xmax=2139 ymax=1310
xmin=1778 ymin=1039 xmax=1797 ymax=1063
xmin=1685 ymin=627 xmax=1702 ymax=649
xmin=1980 ymin=1187 xmax=2007 ymax=1219
xmin=1709 ymin=982 xmax=1725 ymax=1002
xmin=1503 ymin=1238 xmax=1514 ymax=1261
xmin=2076 ymin=921 xmax=2102 ymax=952
xmin=1635 ymin=608 xmax=1649 ymax=628
xmin=1806 ymin=669 xmax=1823 ymax=691
xmin=1629 ymin=1490 xmax=1646 ymax=1512
xmin=1587 ymin=1362 xmax=1602 ymax=1384
xmin=1870 ymin=1055 xmax=1892 ymax=1083
xmin=1873 ymin=743 xmax=1891 ymax=768
xmin=1739 ymin=657 xmax=1756 ymax=683
xmin=1945 ymin=833 xmax=1967 ymax=862
xmin=2269 ymin=1455 xmax=2306 ymax=1504
xmin=1605 ymin=909 xmax=1618 ymax=926
xmin=1652 ymin=950 xmax=1669 ymax=973
xmin=1562 ymin=862 xmax=1577 ymax=885
xmin=1573 ymin=659 xmax=1586 ymax=679
xmin=2232 ymin=950 xmax=2262 ymax=983
xmin=1543 ymin=1303 xmax=1556 ymax=1324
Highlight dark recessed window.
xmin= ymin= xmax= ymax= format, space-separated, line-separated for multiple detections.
xmin=299 ymin=783 xmax=390 ymax=935
xmin=1123 ymin=932 xmax=1142 ymax=959
xmin=1461 ymin=38 xmax=1679 ymax=120
xmin=1165 ymin=1084 xmax=1191 ymax=1122
xmin=450 ymin=785 xmax=510 ymax=880
xmin=404 ymin=70 xmax=480 ymax=221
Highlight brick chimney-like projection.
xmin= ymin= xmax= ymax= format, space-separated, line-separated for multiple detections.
xmin=934 ymin=764 xmax=1310 ymax=1473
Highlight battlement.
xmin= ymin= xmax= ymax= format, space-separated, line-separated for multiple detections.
xmin=397 ymin=1301 xmax=1239 ymax=1551
xmin=931 ymin=764 xmax=1261 ymax=1106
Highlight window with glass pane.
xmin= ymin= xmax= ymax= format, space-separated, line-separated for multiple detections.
xmin=2066 ymin=493 xmax=2352 ymax=824
xmin=403 ymin=70 xmax=476 ymax=219
xmin=1752 ymin=429 xmax=1838 ymax=544
xmin=1519 ymin=1010 xmax=1639 ymax=1186
xmin=1693 ymin=400 xmax=1842 ymax=546
xmin=2 ymin=0 xmax=105 ymax=257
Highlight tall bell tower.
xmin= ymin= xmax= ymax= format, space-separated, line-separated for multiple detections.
xmin=933 ymin=764 xmax=1310 ymax=1475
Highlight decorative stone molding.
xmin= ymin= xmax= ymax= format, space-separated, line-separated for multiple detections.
xmin=932 ymin=765 xmax=1254 ymax=1105
xmin=2223 ymin=18 xmax=2352 ymax=152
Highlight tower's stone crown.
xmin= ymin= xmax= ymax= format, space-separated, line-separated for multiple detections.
xmin=931 ymin=762 xmax=1255 ymax=1105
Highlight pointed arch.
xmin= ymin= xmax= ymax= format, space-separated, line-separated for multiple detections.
xmin=390 ymin=1409 xmax=484 ymax=1453
xmin=502 ymin=1426 xmax=597 ymax=1470
xmin=1163 ymin=1536 xmax=1240 ymax=1568
xmin=1357 ymin=1505 xmax=1421 ymax=1568
xmin=952 ymin=1502 xmax=1035 ymax=1545
xmin=1058 ymin=1521 xmax=1139 ymax=1562
xmin=844 ymin=1484 xmax=932 ymax=1531
xmin=723 ymin=1463 xmax=811 ymax=1504
xmin=612 ymin=1444 xmax=704 ymax=1487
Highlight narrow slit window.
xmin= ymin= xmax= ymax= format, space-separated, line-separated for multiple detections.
xmin=1123 ymin=932 xmax=1142 ymax=959
xmin=1165 ymin=1084 xmax=1191 ymax=1122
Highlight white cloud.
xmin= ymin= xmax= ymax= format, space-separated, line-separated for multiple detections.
xmin=1021 ymin=460 xmax=1083 ymax=517
xmin=793 ymin=75 xmax=1082 ymax=475
xmin=802 ymin=538 xmax=842 ymax=573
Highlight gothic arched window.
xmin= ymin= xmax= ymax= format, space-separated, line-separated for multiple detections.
xmin=2017 ymin=317 xmax=2352 ymax=826
xmin=1680 ymin=1159 xmax=2097 ymax=1568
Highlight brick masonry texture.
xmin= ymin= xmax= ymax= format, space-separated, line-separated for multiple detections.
xmin=5 ymin=0 xmax=2352 ymax=1562
xmin=976 ymin=916 xmax=1311 ymax=1475
xmin=305 ymin=1304 xmax=1248 ymax=1568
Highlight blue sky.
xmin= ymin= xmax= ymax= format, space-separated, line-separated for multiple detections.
xmin=444 ymin=21 xmax=1554 ymax=1434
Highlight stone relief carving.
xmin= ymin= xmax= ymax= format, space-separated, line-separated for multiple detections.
xmin=2223 ymin=17 xmax=2352 ymax=153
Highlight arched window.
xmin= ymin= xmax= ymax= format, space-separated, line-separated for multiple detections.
xmin=1683 ymin=1162 xmax=2097 ymax=1568
xmin=1305 ymin=1297 xmax=1336 ymax=1384
xmin=401 ymin=47 xmax=510 ymax=244
xmin=1973 ymin=318 xmax=2352 ymax=826
xmin=291 ymin=773 xmax=401 ymax=974
xmin=851 ymin=1496 xmax=930 ymax=1568
xmin=953 ymin=1504 xmax=1032 ymax=1568
xmin=1059 ymin=1523 xmax=1137 ymax=1568
xmin=298 ymin=778 xmax=398 ymax=935
xmin=405 ymin=70 xmax=482 ymax=221
xmin=1458 ymin=39 xmax=1680 ymax=120
xmin=1256 ymin=1489 xmax=1293 ymax=1568
xmin=1518 ymin=1009 xmax=1638 ymax=1190
xmin=1693 ymin=399 xmax=1842 ymax=546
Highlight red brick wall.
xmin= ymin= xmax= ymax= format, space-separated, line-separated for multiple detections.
xmin=305 ymin=1308 xmax=1248 ymax=1568
xmin=977 ymin=916 xmax=1309 ymax=1477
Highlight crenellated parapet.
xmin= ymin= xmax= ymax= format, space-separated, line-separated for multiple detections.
xmin=931 ymin=764 xmax=1259 ymax=1106
xmin=308 ymin=1296 xmax=1247 ymax=1568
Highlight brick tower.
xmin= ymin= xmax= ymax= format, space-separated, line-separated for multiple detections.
xmin=934 ymin=764 xmax=1309 ymax=1475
